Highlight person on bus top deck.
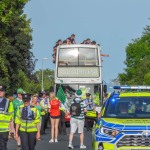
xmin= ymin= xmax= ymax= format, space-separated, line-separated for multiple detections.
xmin=81 ymin=40 xmax=86 ymax=44
xmin=63 ymin=40 xmax=67 ymax=45
xmin=68 ymin=34 xmax=76 ymax=44
xmin=84 ymin=38 xmax=91 ymax=44
xmin=91 ymin=41 xmax=96 ymax=45
xmin=66 ymin=38 xmax=71 ymax=45
xmin=53 ymin=45 xmax=57 ymax=54
xmin=56 ymin=39 xmax=63 ymax=47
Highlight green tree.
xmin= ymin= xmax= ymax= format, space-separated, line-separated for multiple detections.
xmin=34 ymin=69 xmax=54 ymax=93
xmin=0 ymin=0 xmax=35 ymax=93
xmin=119 ymin=25 xmax=150 ymax=85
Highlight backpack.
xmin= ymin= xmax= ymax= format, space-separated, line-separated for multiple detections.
xmin=70 ymin=99 xmax=82 ymax=116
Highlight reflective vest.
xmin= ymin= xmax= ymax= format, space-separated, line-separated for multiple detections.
xmin=85 ymin=110 xmax=97 ymax=119
xmin=15 ymin=105 xmax=40 ymax=132
xmin=93 ymin=92 xmax=100 ymax=106
xmin=0 ymin=98 xmax=14 ymax=132
xmin=60 ymin=103 xmax=66 ymax=112
xmin=40 ymin=99 xmax=48 ymax=115
xmin=81 ymin=88 xmax=86 ymax=100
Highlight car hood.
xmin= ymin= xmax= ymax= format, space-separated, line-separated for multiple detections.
xmin=101 ymin=118 xmax=150 ymax=131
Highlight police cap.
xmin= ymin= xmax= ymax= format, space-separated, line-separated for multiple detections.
xmin=22 ymin=94 xmax=31 ymax=102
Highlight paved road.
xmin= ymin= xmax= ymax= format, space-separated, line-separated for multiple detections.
xmin=8 ymin=128 xmax=93 ymax=150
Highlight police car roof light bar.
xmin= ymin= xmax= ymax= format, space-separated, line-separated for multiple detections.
xmin=113 ymin=86 xmax=150 ymax=90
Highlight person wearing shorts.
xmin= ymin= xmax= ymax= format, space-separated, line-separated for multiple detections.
xmin=49 ymin=92 xmax=60 ymax=143
xmin=68 ymin=89 xmax=87 ymax=149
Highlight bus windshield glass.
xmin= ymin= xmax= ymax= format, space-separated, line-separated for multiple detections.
xmin=104 ymin=97 xmax=150 ymax=118
xmin=58 ymin=47 xmax=99 ymax=66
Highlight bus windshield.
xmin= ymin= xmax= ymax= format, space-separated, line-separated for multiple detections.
xmin=58 ymin=47 xmax=99 ymax=66
xmin=104 ymin=97 xmax=150 ymax=118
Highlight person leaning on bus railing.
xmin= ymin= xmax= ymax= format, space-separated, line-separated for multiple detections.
xmin=66 ymin=38 xmax=71 ymax=45
xmin=63 ymin=40 xmax=67 ymax=45
xmin=84 ymin=38 xmax=91 ymax=44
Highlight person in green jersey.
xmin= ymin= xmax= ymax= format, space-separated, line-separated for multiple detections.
xmin=12 ymin=88 xmax=24 ymax=150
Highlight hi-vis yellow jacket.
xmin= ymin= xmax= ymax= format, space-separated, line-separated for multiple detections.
xmin=0 ymin=98 xmax=14 ymax=132
xmin=15 ymin=105 xmax=40 ymax=132
xmin=40 ymin=99 xmax=49 ymax=115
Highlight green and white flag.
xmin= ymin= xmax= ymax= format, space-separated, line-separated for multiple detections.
xmin=57 ymin=85 xmax=66 ymax=104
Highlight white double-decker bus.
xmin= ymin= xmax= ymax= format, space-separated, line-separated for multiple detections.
xmin=55 ymin=44 xmax=105 ymax=106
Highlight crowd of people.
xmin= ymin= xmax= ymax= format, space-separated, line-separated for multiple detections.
xmin=0 ymin=85 xmax=97 ymax=150
xmin=52 ymin=34 xmax=109 ymax=63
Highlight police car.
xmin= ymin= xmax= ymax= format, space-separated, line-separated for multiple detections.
xmin=92 ymin=86 xmax=150 ymax=150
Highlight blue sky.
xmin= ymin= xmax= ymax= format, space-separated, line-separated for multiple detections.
xmin=24 ymin=0 xmax=150 ymax=83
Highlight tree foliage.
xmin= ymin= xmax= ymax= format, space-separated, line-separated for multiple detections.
xmin=0 ymin=0 xmax=36 ymax=93
xmin=119 ymin=24 xmax=150 ymax=85
xmin=34 ymin=69 xmax=54 ymax=93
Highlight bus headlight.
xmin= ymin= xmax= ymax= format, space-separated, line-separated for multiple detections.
xmin=100 ymin=127 xmax=120 ymax=137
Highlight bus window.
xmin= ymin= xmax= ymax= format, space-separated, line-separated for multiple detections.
xmin=58 ymin=48 xmax=78 ymax=66
xmin=79 ymin=48 xmax=98 ymax=66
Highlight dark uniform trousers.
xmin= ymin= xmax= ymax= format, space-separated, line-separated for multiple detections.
xmin=0 ymin=132 xmax=8 ymax=150
xmin=40 ymin=114 xmax=46 ymax=134
xmin=20 ymin=131 xmax=37 ymax=150
xmin=58 ymin=110 xmax=66 ymax=134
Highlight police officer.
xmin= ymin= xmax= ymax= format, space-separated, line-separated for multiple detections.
xmin=0 ymin=85 xmax=14 ymax=150
xmin=84 ymin=93 xmax=95 ymax=131
xmin=15 ymin=94 xmax=40 ymax=150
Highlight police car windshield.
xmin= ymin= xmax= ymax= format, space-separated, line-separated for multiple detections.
xmin=104 ymin=97 xmax=150 ymax=118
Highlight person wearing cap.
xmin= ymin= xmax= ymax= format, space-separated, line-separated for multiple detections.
xmin=84 ymin=93 xmax=95 ymax=131
xmin=40 ymin=92 xmax=49 ymax=135
xmin=68 ymin=34 xmax=76 ymax=44
xmin=12 ymin=88 xmax=24 ymax=150
xmin=15 ymin=94 xmax=40 ymax=150
xmin=0 ymin=85 xmax=14 ymax=150
xmin=68 ymin=89 xmax=87 ymax=149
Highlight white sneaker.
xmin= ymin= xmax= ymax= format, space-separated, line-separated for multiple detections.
xmin=55 ymin=139 xmax=58 ymax=142
xmin=80 ymin=144 xmax=86 ymax=149
xmin=68 ymin=143 xmax=74 ymax=149
xmin=49 ymin=139 xmax=54 ymax=143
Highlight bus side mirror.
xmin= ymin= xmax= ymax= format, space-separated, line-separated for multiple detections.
xmin=103 ymin=85 xmax=107 ymax=93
